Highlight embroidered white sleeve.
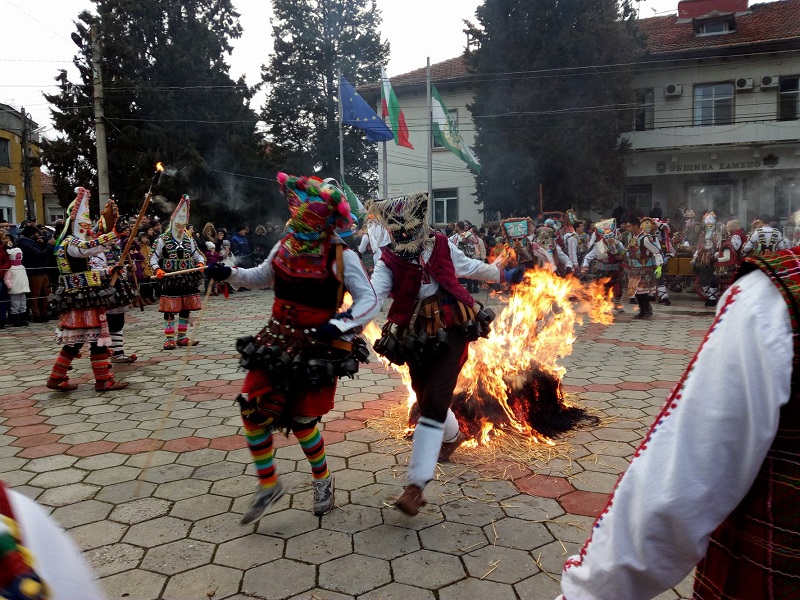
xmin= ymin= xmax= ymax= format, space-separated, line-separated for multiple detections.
xmin=559 ymin=270 xmax=793 ymax=600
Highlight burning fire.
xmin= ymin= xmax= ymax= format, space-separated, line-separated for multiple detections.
xmin=363 ymin=270 xmax=613 ymax=446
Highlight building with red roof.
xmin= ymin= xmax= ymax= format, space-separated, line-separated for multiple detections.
xmin=374 ymin=0 xmax=800 ymax=228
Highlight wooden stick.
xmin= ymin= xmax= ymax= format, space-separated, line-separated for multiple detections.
xmin=111 ymin=166 xmax=162 ymax=286
xmin=150 ymin=266 xmax=205 ymax=279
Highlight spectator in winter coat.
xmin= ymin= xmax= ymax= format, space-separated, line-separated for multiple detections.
xmin=231 ymin=226 xmax=253 ymax=268
xmin=17 ymin=225 xmax=54 ymax=322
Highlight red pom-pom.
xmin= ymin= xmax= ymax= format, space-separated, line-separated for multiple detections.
xmin=276 ymin=172 xmax=288 ymax=185
xmin=337 ymin=200 xmax=350 ymax=218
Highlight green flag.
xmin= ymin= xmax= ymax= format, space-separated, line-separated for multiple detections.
xmin=431 ymin=84 xmax=481 ymax=173
xmin=342 ymin=181 xmax=366 ymax=221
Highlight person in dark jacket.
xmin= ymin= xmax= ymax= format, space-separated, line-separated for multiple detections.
xmin=17 ymin=225 xmax=54 ymax=322
xmin=230 ymin=226 xmax=253 ymax=269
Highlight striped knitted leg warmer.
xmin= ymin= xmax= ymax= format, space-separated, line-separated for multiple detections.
xmin=292 ymin=423 xmax=330 ymax=480
xmin=49 ymin=346 xmax=78 ymax=382
xmin=164 ymin=316 xmax=175 ymax=341
xmin=243 ymin=421 xmax=278 ymax=489
xmin=176 ymin=316 xmax=189 ymax=340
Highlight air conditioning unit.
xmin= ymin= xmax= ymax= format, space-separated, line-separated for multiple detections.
xmin=664 ymin=83 xmax=683 ymax=97
xmin=736 ymin=77 xmax=754 ymax=91
xmin=0 ymin=184 xmax=11 ymax=196
xmin=761 ymin=75 xmax=779 ymax=89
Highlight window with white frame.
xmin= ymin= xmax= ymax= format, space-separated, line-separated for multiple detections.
xmin=693 ymin=83 xmax=734 ymax=126
xmin=0 ymin=196 xmax=15 ymax=223
xmin=0 ymin=139 xmax=10 ymax=168
xmin=433 ymin=108 xmax=458 ymax=149
xmin=779 ymin=76 xmax=800 ymax=121
xmin=433 ymin=188 xmax=458 ymax=224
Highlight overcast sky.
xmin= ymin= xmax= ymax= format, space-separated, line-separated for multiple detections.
xmin=3 ymin=0 xmax=680 ymax=133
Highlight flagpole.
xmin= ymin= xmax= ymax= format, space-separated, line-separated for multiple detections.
xmin=338 ymin=66 xmax=345 ymax=187
xmin=380 ymin=70 xmax=389 ymax=199
xmin=426 ymin=57 xmax=433 ymax=225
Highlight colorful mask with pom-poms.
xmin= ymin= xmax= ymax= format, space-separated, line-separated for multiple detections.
xmin=273 ymin=172 xmax=352 ymax=278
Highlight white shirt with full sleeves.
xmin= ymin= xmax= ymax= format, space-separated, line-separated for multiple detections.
xmin=225 ymin=241 xmax=379 ymax=334
xmin=558 ymin=269 xmax=793 ymax=600
xmin=8 ymin=490 xmax=105 ymax=600
xmin=370 ymin=239 xmax=501 ymax=307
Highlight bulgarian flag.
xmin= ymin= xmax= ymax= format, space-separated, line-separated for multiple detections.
xmin=381 ymin=67 xmax=414 ymax=150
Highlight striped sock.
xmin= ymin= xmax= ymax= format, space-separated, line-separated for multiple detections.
xmin=243 ymin=422 xmax=278 ymax=489
xmin=110 ymin=331 xmax=124 ymax=355
xmin=164 ymin=318 xmax=175 ymax=341
xmin=177 ymin=316 xmax=189 ymax=340
xmin=292 ymin=424 xmax=329 ymax=480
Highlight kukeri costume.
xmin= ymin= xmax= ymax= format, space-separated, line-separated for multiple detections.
xmin=206 ymin=173 xmax=378 ymax=522
xmin=655 ymin=219 xmax=675 ymax=306
xmin=149 ymin=195 xmax=205 ymax=349
xmin=693 ymin=212 xmax=720 ymax=307
xmin=742 ymin=220 xmax=788 ymax=256
xmin=624 ymin=217 xmax=663 ymax=319
xmin=715 ymin=223 xmax=747 ymax=292
xmin=499 ymin=217 xmax=538 ymax=271
xmin=582 ymin=218 xmax=625 ymax=312
xmin=532 ymin=226 xmax=573 ymax=275
xmin=369 ymin=193 xmax=511 ymax=516
xmin=559 ymin=247 xmax=800 ymax=600
xmin=90 ymin=200 xmax=137 ymax=364
xmin=46 ymin=188 xmax=128 ymax=392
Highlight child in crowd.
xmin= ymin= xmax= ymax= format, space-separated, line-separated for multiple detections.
xmin=204 ymin=241 xmax=222 ymax=295
xmin=5 ymin=247 xmax=30 ymax=327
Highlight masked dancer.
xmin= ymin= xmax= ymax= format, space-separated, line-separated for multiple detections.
xmin=150 ymin=195 xmax=205 ymax=349
xmin=624 ymin=216 xmax=663 ymax=319
xmin=206 ymin=173 xmax=378 ymax=522
xmin=369 ymin=193 xmax=514 ymax=516
xmin=46 ymin=188 xmax=128 ymax=391
xmin=581 ymin=218 xmax=626 ymax=312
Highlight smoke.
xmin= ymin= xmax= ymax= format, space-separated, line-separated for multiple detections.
xmin=149 ymin=195 xmax=176 ymax=215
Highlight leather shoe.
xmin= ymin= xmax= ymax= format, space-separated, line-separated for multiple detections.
xmin=438 ymin=431 xmax=467 ymax=462
xmin=395 ymin=484 xmax=426 ymax=517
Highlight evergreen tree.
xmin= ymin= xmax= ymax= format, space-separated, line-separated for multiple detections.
xmin=261 ymin=0 xmax=388 ymax=196
xmin=467 ymin=0 xmax=641 ymax=216
xmin=42 ymin=0 xmax=274 ymax=225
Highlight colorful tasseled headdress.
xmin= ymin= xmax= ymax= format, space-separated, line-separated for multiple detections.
xmin=594 ymin=218 xmax=617 ymax=240
xmin=272 ymin=173 xmax=352 ymax=278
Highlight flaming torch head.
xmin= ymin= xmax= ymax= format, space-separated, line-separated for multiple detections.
xmin=152 ymin=162 xmax=164 ymax=188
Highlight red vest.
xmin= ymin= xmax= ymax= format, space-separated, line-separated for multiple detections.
xmin=379 ymin=233 xmax=474 ymax=326
xmin=694 ymin=248 xmax=800 ymax=599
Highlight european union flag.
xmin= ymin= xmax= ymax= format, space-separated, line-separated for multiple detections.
xmin=340 ymin=76 xmax=394 ymax=143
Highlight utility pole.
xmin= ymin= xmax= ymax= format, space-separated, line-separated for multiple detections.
xmin=20 ymin=108 xmax=35 ymax=221
xmin=91 ymin=24 xmax=110 ymax=211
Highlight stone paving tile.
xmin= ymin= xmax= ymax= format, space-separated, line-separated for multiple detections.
xmin=0 ymin=289 xmax=704 ymax=599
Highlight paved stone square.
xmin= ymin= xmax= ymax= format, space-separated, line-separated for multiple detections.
xmin=0 ymin=288 xmax=713 ymax=599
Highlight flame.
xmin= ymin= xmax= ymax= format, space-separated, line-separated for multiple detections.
xmin=363 ymin=270 xmax=613 ymax=446
xmin=156 ymin=162 xmax=164 ymax=172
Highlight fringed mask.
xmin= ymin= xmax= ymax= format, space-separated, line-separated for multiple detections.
xmin=369 ymin=193 xmax=431 ymax=260
xmin=640 ymin=217 xmax=657 ymax=236
xmin=97 ymin=199 xmax=119 ymax=235
xmin=535 ymin=226 xmax=556 ymax=253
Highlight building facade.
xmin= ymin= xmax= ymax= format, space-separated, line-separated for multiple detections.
xmin=377 ymin=0 xmax=800 ymax=228
xmin=0 ymin=103 xmax=44 ymax=224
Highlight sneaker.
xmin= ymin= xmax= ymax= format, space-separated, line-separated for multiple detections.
xmin=395 ymin=484 xmax=426 ymax=517
xmin=438 ymin=431 xmax=467 ymax=462
xmin=110 ymin=353 xmax=138 ymax=364
xmin=312 ymin=476 xmax=335 ymax=516
xmin=240 ymin=480 xmax=287 ymax=524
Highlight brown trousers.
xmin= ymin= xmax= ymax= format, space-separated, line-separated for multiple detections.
xmin=27 ymin=274 xmax=52 ymax=318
